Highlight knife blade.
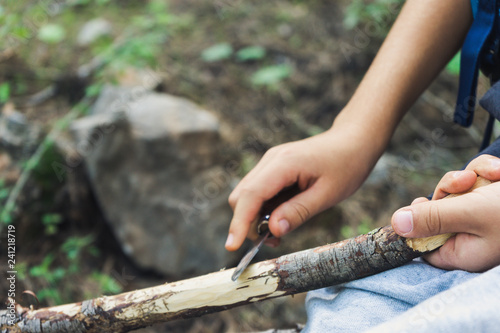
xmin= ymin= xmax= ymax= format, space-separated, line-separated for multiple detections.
xmin=231 ymin=227 xmax=270 ymax=281
xmin=231 ymin=184 xmax=302 ymax=282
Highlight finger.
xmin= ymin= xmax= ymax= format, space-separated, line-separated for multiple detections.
xmin=227 ymin=171 xmax=298 ymax=251
xmin=423 ymin=233 xmax=500 ymax=272
xmin=228 ymin=147 xmax=284 ymax=209
xmin=431 ymin=170 xmax=477 ymax=200
xmin=411 ymin=197 xmax=429 ymax=205
xmin=267 ymin=182 xmax=331 ymax=238
xmin=422 ymin=234 xmax=463 ymax=270
xmin=391 ymin=191 xmax=487 ymax=238
xmin=226 ymin=193 xmax=263 ymax=251
xmin=465 ymin=154 xmax=500 ymax=180
xmin=264 ymin=237 xmax=281 ymax=248
xmin=228 ymin=167 xmax=269 ymax=210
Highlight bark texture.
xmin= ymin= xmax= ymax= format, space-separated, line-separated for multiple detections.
xmin=276 ymin=225 xmax=423 ymax=293
xmin=1 ymin=226 xmax=427 ymax=333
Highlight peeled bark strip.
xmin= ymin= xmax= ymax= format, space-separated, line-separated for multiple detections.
xmin=1 ymin=226 xmax=428 ymax=333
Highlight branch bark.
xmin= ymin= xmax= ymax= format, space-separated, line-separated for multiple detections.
xmin=2 ymin=177 xmax=491 ymax=332
xmin=1 ymin=226 xmax=427 ymax=333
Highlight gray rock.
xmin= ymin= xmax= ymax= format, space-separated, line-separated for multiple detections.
xmin=364 ymin=153 xmax=400 ymax=186
xmin=0 ymin=104 xmax=41 ymax=158
xmin=71 ymin=92 xmax=239 ymax=277
xmin=77 ymin=18 xmax=112 ymax=47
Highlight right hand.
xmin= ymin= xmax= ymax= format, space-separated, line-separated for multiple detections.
xmin=225 ymin=128 xmax=376 ymax=251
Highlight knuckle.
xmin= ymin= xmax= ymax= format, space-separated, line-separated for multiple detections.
xmin=290 ymin=202 xmax=311 ymax=225
xmin=265 ymin=145 xmax=285 ymax=158
xmin=443 ymin=171 xmax=456 ymax=182
xmin=477 ymin=154 xmax=494 ymax=163
xmin=228 ymin=191 xmax=238 ymax=208
xmin=468 ymin=154 xmax=493 ymax=169
xmin=441 ymin=171 xmax=460 ymax=188
xmin=269 ymin=144 xmax=295 ymax=160
xmin=426 ymin=203 xmax=443 ymax=235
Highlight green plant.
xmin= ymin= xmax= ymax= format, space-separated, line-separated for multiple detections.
xmin=0 ymin=97 xmax=92 ymax=228
xmin=62 ymin=235 xmax=99 ymax=259
xmin=27 ymin=234 xmax=117 ymax=305
xmin=0 ymin=82 xmax=10 ymax=103
xmin=343 ymin=0 xmax=403 ymax=32
xmin=37 ymin=24 xmax=66 ymax=44
xmin=68 ymin=0 xmax=112 ymax=5
xmin=90 ymin=272 xmax=123 ymax=295
xmin=29 ymin=254 xmax=65 ymax=304
xmin=82 ymin=0 xmax=174 ymax=78
xmin=251 ymin=64 xmax=292 ymax=88
xmin=42 ymin=213 xmax=63 ymax=235
xmin=85 ymin=82 xmax=104 ymax=97
xmin=236 ymin=46 xmax=266 ymax=62
xmin=201 ymin=42 xmax=234 ymax=62
xmin=0 ymin=179 xmax=8 ymax=200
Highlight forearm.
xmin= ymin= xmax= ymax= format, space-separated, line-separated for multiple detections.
xmin=333 ymin=0 xmax=473 ymax=159
xmin=225 ymin=0 xmax=475 ymax=250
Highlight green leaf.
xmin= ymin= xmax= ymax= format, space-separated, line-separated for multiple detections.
xmin=201 ymin=43 xmax=233 ymax=62
xmin=45 ymin=225 xmax=57 ymax=235
xmin=43 ymin=213 xmax=62 ymax=235
xmin=38 ymin=24 xmax=66 ymax=44
xmin=357 ymin=219 xmax=373 ymax=235
xmin=88 ymin=245 xmax=100 ymax=257
xmin=251 ymin=64 xmax=292 ymax=86
xmin=42 ymin=213 xmax=62 ymax=225
xmin=0 ymin=82 xmax=10 ymax=103
xmin=340 ymin=225 xmax=354 ymax=239
xmin=37 ymin=288 xmax=63 ymax=304
xmin=148 ymin=0 xmax=168 ymax=14
xmin=236 ymin=46 xmax=266 ymax=62
xmin=343 ymin=9 xmax=361 ymax=29
xmin=0 ymin=212 xmax=12 ymax=224
xmin=51 ymin=267 xmax=67 ymax=282
xmin=343 ymin=1 xmax=364 ymax=29
xmin=91 ymin=271 xmax=123 ymax=294
xmin=30 ymin=254 xmax=54 ymax=277
xmin=446 ymin=52 xmax=461 ymax=76
xmin=85 ymin=83 xmax=103 ymax=97
xmin=62 ymin=235 xmax=95 ymax=260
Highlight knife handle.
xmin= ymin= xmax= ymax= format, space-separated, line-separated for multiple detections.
xmin=259 ymin=183 xmax=302 ymax=216
xmin=250 ymin=183 xmax=302 ymax=238
xmin=405 ymin=175 xmax=492 ymax=252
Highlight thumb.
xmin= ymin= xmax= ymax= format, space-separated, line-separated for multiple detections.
xmin=391 ymin=195 xmax=478 ymax=238
xmin=268 ymin=184 xmax=331 ymax=237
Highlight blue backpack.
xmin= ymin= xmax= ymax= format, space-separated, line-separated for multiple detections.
xmin=455 ymin=0 xmax=500 ymax=149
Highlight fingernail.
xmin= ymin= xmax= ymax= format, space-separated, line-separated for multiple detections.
xmin=278 ymin=219 xmax=290 ymax=235
xmin=225 ymin=234 xmax=234 ymax=248
xmin=393 ymin=210 xmax=413 ymax=235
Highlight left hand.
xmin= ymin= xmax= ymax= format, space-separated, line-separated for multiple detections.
xmin=391 ymin=154 xmax=500 ymax=272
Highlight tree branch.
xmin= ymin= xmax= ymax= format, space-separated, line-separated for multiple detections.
xmin=2 ymin=177 xmax=491 ymax=332
xmin=1 ymin=226 xmax=426 ymax=333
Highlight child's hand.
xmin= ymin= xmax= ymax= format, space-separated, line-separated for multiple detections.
xmin=225 ymin=128 xmax=377 ymax=252
xmin=391 ymin=154 xmax=500 ymax=272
